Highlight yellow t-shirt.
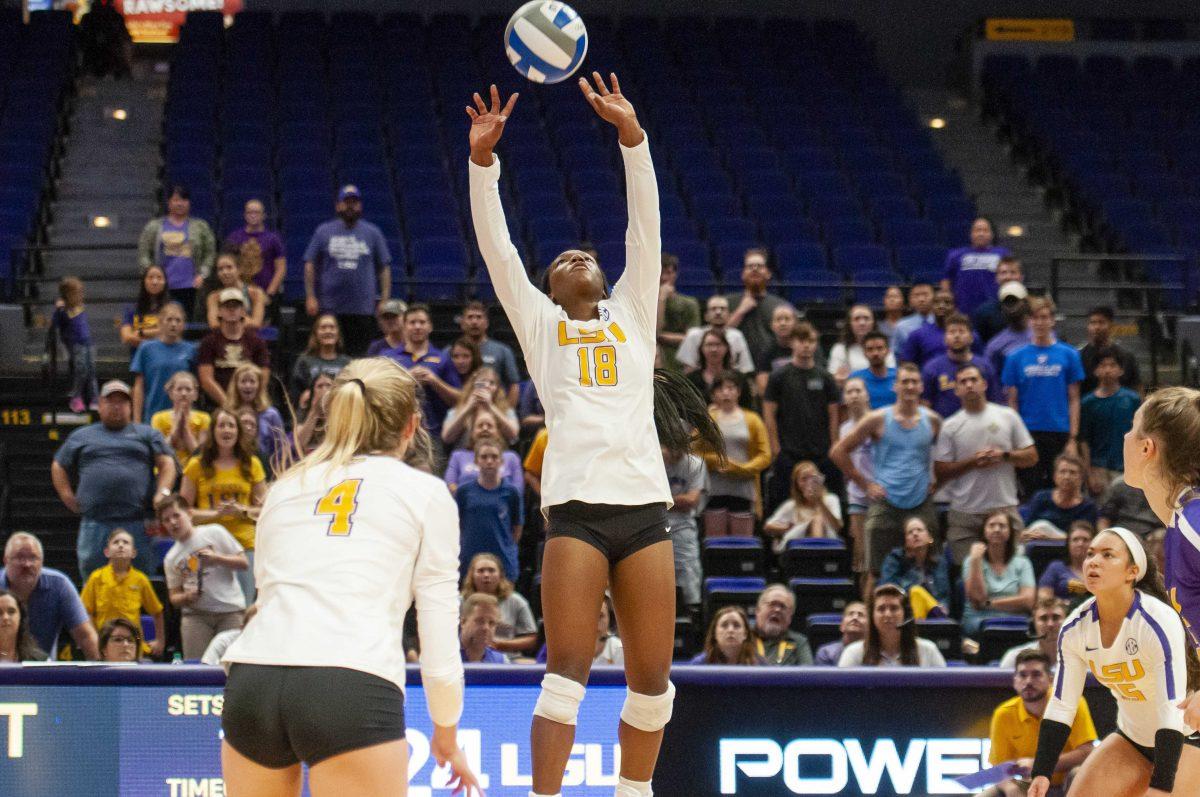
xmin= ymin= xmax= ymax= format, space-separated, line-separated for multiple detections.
xmin=151 ymin=409 xmax=212 ymax=464
xmin=523 ymin=428 xmax=548 ymax=477
xmin=989 ymin=695 xmax=1097 ymax=785
xmin=80 ymin=564 xmax=164 ymax=629
xmin=182 ymin=455 xmax=266 ymax=550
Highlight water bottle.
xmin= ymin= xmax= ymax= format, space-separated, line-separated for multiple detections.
xmin=171 ymin=652 xmax=183 ymax=665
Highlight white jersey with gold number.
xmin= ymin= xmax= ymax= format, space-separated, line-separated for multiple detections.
xmin=223 ymin=455 xmax=464 ymax=726
xmin=469 ymin=137 xmax=670 ymax=511
xmin=1046 ymin=591 xmax=1192 ymax=746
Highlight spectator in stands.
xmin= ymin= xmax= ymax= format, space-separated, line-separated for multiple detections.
xmin=877 ymin=286 xmax=906 ymax=341
xmin=983 ymin=649 xmax=1096 ymax=796
xmin=365 ymin=299 xmax=408 ymax=356
xmin=201 ymin=603 xmax=256 ymax=666
xmin=1020 ymin=454 xmax=1097 ymax=540
xmin=223 ymin=363 xmax=285 ymax=470
xmin=813 ymin=601 xmax=868 ymax=666
xmin=899 ymin=287 xmax=957 ymax=368
xmin=224 ymin=199 xmax=286 ymax=312
xmin=131 ymin=302 xmax=195 ymax=424
xmin=751 ymin=583 xmax=814 ymax=665
xmin=961 ymin=510 xmax=1036 ymax=636
xmin=197 ymin=288 xmax=270 ymax=407
xmin=921 ymin=314 xmax=1001 ymax=417
xmin=677 ymin=294 xmax=755 ymax=375
xmin=150 ymin=371 xmax=209 ymax=464
xmin=288 ymin=313 xmax=351 ymax=404
xmin=593 ymin=595 xmax=624 ymax=665
xmin=51 ymin=380 xmax=174 ymax=580
xmin=726 ymin=247 xmax=787 ymax=367
xmin=753 ymin=303 xmax=798 ymax=396
xmin=292 ymin=371 xmax=333 ymax=456
xmin=687 ymin=329 xmax=754 ymax=408
xmin=656 ymin=252 xmax=701 ymax=373
xmin=120 ymin=265 xmax=170 ymax=351
xmin=1037 ymin=521 xmax=1094 ymax=603
xmin=828 ymin=304 xmax=895 ymax=387
xmin=52 ymin=277 xmax=98 ymax=413
xmin=693 ymin=606 xmax=763 ymax=665
xmin=205 ymin=251 xmax=265 ymax=331
xmin=97 ymin=618 xmax=142 ymax=663
xmin=443 ymin=366 xmax=519 ymax=449
xmin=0 ymin=532 xmax=98 ymax=660
xmin=1097 ymin=476 xmax=1158 ymax=537
xmin=984 ymin=283 xmax=1032 ymax=382
xmin=763 ymin=461 xmax=842 ymax=552
xmin=1078 ymin=347 xmax=1140 ymax=495
xmin=878 ymin=517 xmax=952 ymax=608
xmin=891 ymin=283 xmax=934 ymax=353
xmin=459 ymin=300 xmax=522 ymax=404
xmin=763 ymin=322 xmax=841 ymax=512
xmin=80 ymin=527 xmax=164 ymax=658
xmin=997 ymin=597 xmax=1067 ymax=670
xmin=848 ymin=330 xmax=897 ymax=409
xmin=1004 ymin=296 xmax=1084 ymax=494
xmin=516 ymin=379 xmax=545 ymax=434
xmin=444 ymin=410 xmax=524 ymax=493
xmin=838 ymin=584 xmax=946 ymax=666
xmin=704 ymin=372 xmax=771 ymax=518
xmin=523 ymin=426 xmax=548 ymax=497
xmin=158 ymin=494 xmax=247 ymax=660
xmin=0 ymin=588 xmax=47 ymax=662
xmin=461 ymin=553 xmax=536 ymax=656
xmin=383 ymin=303 xmax=462 ymax=437
xmin=180 ymin=407 xmax=265 ymax=602
xmin=459 ymin=592 xmax=508 ymax=664
xmin=970 ymin=255 xmax=1023 ymax=344
xmin=303 ymin=184 xmax=392 ymax=356
xmin=832 ymin=364 xmax=941 ymax=575
xmin=1078 ymin=306 xmax=1140 ymax=395
xmin=447 ymin=337 xmax=483 ymax=385
xmin=839 ymin=377 xmax=875 ymax=574
xmin=138 ymin=185 xmax=216 ymax=319
xmin=942 ymin=217 xmax=1011 ymax=317
xmin=934 ymin=363 xmax=1037 ymax=564
xmin=79 ymin=0 xmax=132 ymax=79
xmin=664 ymin=445 xmax=707 ymax=611
xmin=456 ymin=436 xmax=523 ymax=580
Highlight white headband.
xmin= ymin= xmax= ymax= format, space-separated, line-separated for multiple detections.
xmin=1108 ymin=527 xmax=1148 ymax=583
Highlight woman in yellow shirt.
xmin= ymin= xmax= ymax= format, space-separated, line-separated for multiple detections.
xmin=150 ymin=371 xmax=210 ymax=464
xmin=181 ymin=407 xmax=265 ymax=602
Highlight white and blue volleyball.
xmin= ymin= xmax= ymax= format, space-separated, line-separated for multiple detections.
xmin=505 ymin=2 xmax=588 ymax=85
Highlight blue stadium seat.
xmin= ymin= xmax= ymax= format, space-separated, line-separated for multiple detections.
xmin=894 ymin=245 xmax=947 ymax=282
xmin=703 ymin=577 xmax=766 ymax=624
xmin=701 ymin=538 xmax=765 ymax=578
xmin=780 ymin=538 xmax=851 ymax=579
xmin=788 ymin=577 xmax=858 ymax=622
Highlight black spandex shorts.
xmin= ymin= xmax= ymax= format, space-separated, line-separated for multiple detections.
xmin=547 ymin=501 xmax=671 ymax=563
xmin=222 ymin=663 xmax=405 ymax=768
xmin=1116 ymin=728 xmax=1200 ymax=763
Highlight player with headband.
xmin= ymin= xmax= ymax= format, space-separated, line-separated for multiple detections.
xmin=1028 ymin=528 xmax=1200 ymax=797
xmin=466 ymin=77 xmax=723 ymax=797
xmin=1123 ymin=386 xmax=1200 ymax=728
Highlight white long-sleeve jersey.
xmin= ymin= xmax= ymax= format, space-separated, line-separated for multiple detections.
xmin=223 ymin=455 xmax=464 ymax=727
xmin=469 ymin=137 xmax=671 ymax=511
xmin=1046 ymin=591 xmax=1192 ymax=747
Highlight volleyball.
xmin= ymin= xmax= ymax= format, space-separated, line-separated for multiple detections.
xmin=504 ymin=1 xmax=588 ymax=85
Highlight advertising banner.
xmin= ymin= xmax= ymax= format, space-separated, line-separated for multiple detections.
xmin=114 ymin=1 xmax=242 ymax=44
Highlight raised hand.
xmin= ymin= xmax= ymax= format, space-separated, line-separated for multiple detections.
xmin=466 ymin=84 xmax=518 ymax=166
xmin=578 ymin=72 xmax=644 ymax=146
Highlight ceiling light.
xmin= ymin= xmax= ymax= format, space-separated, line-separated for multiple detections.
xmin=110 ymin=108 xmax=127 ymax=121
xmin=1006 ymin=225 xmax=1025 ymax=237
xmin=928 ymin=117 xmax=946 ymax=129
xmin=91 ymin=215 xmax=111 ymax=228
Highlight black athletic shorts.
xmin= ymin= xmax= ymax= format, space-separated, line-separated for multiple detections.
xmin=547 ymin=501 xmax=671 ymax=563
xmin=1116 ymin=728 xmax=1200 ymax=763
xmin=222 ymin=663 xmax=406 ymax=768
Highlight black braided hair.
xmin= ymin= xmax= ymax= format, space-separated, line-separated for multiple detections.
xmin=654 ymin=367 xmax=725 ymax=465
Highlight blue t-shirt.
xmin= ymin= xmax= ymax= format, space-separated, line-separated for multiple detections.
xmin=1079 ymin=387 xmax=1140 ymax=471
xmin=130 ymin=339 xmax=197 ymax=423
xmin=478 ymin=338 xmax=522 ymax=387
xmin=455 ymin=480 xmax=523 ymax=581
xmin=984 ymin=326 xmax=1033 ymax=378
xmin=871 ymin=406 xmax=934 ymax=509
xmin=382 ymin=344 xmax=463 ymax=430
xmin=920 ymin=354 xmax=1002 ymax=418
xmin=849 ymin=366 xmax=896 ymax=409
xmin=51 ymin=307 xmax=90 ymax=346
xmin=1020 ymin=490 xmax=1098 ymax=529
xmin=303 ymin=219 xmax=391 ymax=316
xmin=462 ymin=646 xmax=508 ymax=664
xmin=1001 ymin=342 xmax=1085 ymax=433
xmin=53 ymin=422 xmax=173 ymax=520
xmin=944 ymin=245 xmax=1010 ymax=316
xmin=159 ymin=218 xmax=196 ymax=291
xmin=0 ymin=568 xmax=88 ymax=656
xmin=1038 ymin=559 xmax=1083 ymax=600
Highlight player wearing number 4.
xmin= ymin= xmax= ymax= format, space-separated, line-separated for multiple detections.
xmin=1027 ymin=529 xmax=1200 ymax=797
xmin=467 ymin=76 xmax=723 ymax=797
xmin=220 ymin=359 xmax=482 ymax=796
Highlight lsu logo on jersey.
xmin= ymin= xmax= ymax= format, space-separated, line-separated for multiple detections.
xmin=557 ymin=321 xmax=627 ymax=388
xmin=556 ymin=321 xmax=627 ymax=346
xmin=1088 ymin=658 xmax=1147 ymax=701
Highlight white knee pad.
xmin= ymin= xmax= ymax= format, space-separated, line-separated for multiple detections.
xmin=620 ymin=682 xmax=676 ymax=733
xmin=533 ymin=673 xmax=586 ymax=725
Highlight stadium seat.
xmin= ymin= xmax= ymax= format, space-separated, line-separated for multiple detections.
xmin=788 ymin=577 xmax=858 ymax=624
xmin=701 ymin=537 xmax=765 ymax=578
xmin=1024 ymin=539 xmax=1068 ymax=582
xmin=779 ymin=538 xmax=851 ymax=579
xmin=703 ymin=577 xmax=766 ymax=625
xmin=917 ymin=618 xmax=963 ymax=661
xmin=977 ymin=616 xmax=1033 ymax=664
xmin=804 ymin=612 xmax=843 ymax=651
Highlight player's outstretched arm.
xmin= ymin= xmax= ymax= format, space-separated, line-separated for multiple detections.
xmin=466 ymin=83 xmax=517 ymax=167
xmin=578 ymin=71 xmax=643 ymax=147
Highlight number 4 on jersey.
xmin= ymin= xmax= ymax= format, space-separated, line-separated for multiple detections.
xmin=315 ymin=479 xmax=363 ymax=536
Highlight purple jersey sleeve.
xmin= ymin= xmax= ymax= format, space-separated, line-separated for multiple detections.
xmin=1165 ymin=497 xmax=1200 ymax=647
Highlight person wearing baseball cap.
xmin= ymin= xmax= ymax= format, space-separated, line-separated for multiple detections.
xmin=50 ymin=379 xmax=177 ymax=582
xmin=366 ymin=299 xmax=409 ymax=357
xmin=303 ymin=183 xmax=393 ymax=356
xmin=984 ymin=280 xmax=1034 ymax=382
xmin=197 ymin=284 xmax=270 ymax=405
xmin=970 ymin=255 xmax=1025 ymax=345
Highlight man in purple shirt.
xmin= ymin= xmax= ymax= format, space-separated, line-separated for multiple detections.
xmin=382 ymin=303 xmax=461 ymax=433
xmin=942 ymin=217 xmax=1011 ymax=316
xmin=984 ymin=282 xmax=1034 ymax=378
xmin=813 ymin=601 xmax=867 ymax=666
xmin=921 ymin=313 xmax=1002 ymax=417
xmin=459 ymin=593 xmax=510 ymax=664
xmin=224 ymin=198 xmax=286 ymax=309
xmin=899 ymin=288 xmax=958 ymax=368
